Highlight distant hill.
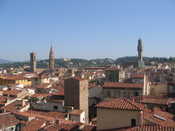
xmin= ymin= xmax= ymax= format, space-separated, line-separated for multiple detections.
xmin=115 ymin=56 xmax=173 ymax=65
xmin=0 ymin=56 xmax=174 ymax=68
xmin=0 ymin=59 xmax=11 ymax=64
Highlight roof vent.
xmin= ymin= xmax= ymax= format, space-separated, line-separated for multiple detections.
xmin=153 ymin=114 xmax=166 ymax=121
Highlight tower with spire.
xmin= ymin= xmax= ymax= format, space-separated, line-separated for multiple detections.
xmin=137 ymin=38 xmax=145 ymax=68
xmin=49 ymin=45 xmax=55 ymax=71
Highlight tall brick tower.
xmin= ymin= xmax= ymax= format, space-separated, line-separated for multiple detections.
xmin=64 ymin=77 xmax=89 ymax=123
xmin=49 ymin=45 xmax=55 ymax=71
xmin=30 ymin=52 xmax=37 ymax=72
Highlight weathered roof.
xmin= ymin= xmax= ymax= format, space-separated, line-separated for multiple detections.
xmin=103 ymin=82 xmax=143 ymax=89
xmin=0 ymin=113 xmax=19 ymax=129
xmin=96 ymin=98 xmax=142 ymax=111
xmin=120 ymin=125 xmax=175 ymax=131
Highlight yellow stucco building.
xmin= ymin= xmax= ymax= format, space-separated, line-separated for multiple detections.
xmin=0 ymin=74 xmax=32 ymax=87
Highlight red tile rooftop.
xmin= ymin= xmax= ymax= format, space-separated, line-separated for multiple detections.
xmin=14 ymin=110 xmax=65 ymax=121
xmin=35 ymin=83 xmax=50 ymax=88
xmin=69 ymin=109 xmax=84 ymax=116
xmin=0 ymin=113 xmax=19 ymax=129
xmin=103 ymin=82 xmax=143 ymax=89
xmin=3 ymin=90 xmax=21 ymax=96
xmin=2 ymin=100 xmax=27 ymax=112
xmin=140 ymin=96 xmax=175 ymax=105
xmin=42 ymin=119 xmax=83 ymax=131
xmin=120 ymin=125 xmax=175 ymax=131
xmin=0 ymin=96 xmax=7 ymax=103
xmin=59 ymin=120 xmax=82 ymax=130
xmin=97 ymin=98 xmax=175 ymax=129
xmin=131 ymin=74 xmax=144 ymax=79
xmin=143 ymin=109 xmax=175 ymax=128
xmin=0 ymin=74 xmax=29 ymax=80
xmin=96 ymin=98 xmax=142 ymax=111
xmin=21 ymin=119 xmax=45 ymax=131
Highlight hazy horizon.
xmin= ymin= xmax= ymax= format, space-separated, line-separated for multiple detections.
xmin=1 ymin=56 xmax=174 ymax=63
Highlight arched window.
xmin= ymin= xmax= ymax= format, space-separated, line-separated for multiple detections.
xmin=131 ymin=119 xmax=136 ymax=127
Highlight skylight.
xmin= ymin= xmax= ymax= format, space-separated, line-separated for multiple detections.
xmin=153 ymin=114 xmax=166 ymax=121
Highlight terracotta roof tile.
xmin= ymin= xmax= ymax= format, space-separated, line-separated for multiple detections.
xmin=69 ymin=109 xmax=84 ymax=115
xmin=22 ymin=119 xmax=45 ymax=131
xmin=15 ymin=110 xmax=65 ymax=121
xmin=2 ymin=100 xmax=27 ymax=112
xmin=35 ymin=83 xmax=50 ymax=88
xmin=41 ymin=119 xmax=82 ymax=131
xmin=131 ymin=74 xmax=145 ymax=79
xmin=0 ymin=96 xmax=7 ymax=104
xmin=121 ymin=125 xmax=175 ymax=131
xmin=141 ymin=97 xmax=175 ymax=105
xmin=96 ymin=98 xmax=142 ymax=111
xmin=143 ymin=109 xmax=175 ymax=128
xmin=0 ymin=74 xmax=27 ymax=80
xmin=0 ymin=113 xmax=19 ymax=129
xmin=3 ymin=90 xmax=21 ymax=96
xmin=103 ymin=82 xmax=143 ymax=89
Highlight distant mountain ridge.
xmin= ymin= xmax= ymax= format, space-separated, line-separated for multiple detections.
xmin=0 ymin=59 xmax=11 ymax=64
xmin=0 ymin=56 xmax=174 ymax=68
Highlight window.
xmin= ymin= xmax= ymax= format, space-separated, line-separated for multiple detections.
xmin=131 ymin=119 xmax=136 ymax=127
xmin=106 ymin=91 xmax=111 ymax=97
xmin=118 ymin=91 xmax=121 ymax=97
xmin=53 ymin=105 xmax=58 ymax=110
xmin=134 ymin=92 xmax=139 ymax=96
xmin=123 ymin=91 xmax=127 ymax=97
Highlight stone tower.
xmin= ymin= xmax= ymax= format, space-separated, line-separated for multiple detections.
xmin=30 ymin=52 xmax=37 ymax=72
xmin=49 ymin=46 xmax=55 ymax=71
xmin=137 ymin=38 xmax=144 ymax=68
xmin=105 ymin=68 xmax=125 ymax=82
xmin=64 ymin=77 xmax=89 ymax=123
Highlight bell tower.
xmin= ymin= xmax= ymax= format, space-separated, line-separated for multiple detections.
xmin=49 ymin=45 xmax=55 ymax=71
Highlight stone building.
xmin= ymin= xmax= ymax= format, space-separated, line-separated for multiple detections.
xmin=105 ymin=67 xmax=125 ymax=82
xmin=69 ymin=109 xmax=86 ymax=123
xmin=49 ymin=46 xmax=55 ymax=71
xmin=0 ymin=74 xmax=32 ymax=87
xmin=0 ymin=113 xmax=19 ymax=131
xmin=30 ymin=52 xmax=37 ymax=73
xmin=96 ymin=98 xmax=142 ymax=130
xmin=64 ymin=77 xmax=89 ymax=123
xmin=96 ymin=98 xmax=175 ymax=130
xmin=103 ymin=82 xmax=144 ymax=99
xmin=137 ymin=38 xmax=145 ymax=68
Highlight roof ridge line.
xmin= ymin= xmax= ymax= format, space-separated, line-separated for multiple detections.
xmin=124 ymin=98 xmax=142 ymax=111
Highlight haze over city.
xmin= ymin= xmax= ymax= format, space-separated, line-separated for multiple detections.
xmin=0 ymin=0 xmax=175 ymax=61
xmin=2 ymin=1 xmax=175 ymax=131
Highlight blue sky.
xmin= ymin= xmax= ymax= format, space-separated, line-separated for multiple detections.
xmin=0 ymin=0 xmax=175 ymax=61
